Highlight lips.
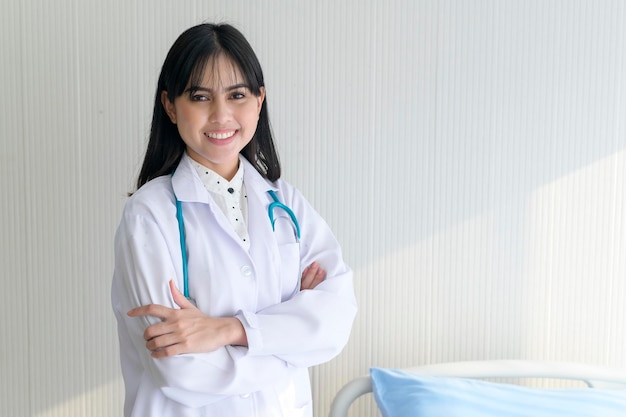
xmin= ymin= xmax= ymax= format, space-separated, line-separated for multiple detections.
xmin=204 ymin=130 xmax=236 ymax=140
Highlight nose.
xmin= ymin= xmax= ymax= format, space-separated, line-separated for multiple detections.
xmin=208 ymin=98 xmax=232 ymax=124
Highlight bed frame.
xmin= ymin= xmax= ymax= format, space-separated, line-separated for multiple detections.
xmin=328 ymin=360 xmax=626 ymax=417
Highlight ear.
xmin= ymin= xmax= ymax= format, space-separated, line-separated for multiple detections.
xmin=161 ymin=91 xmax=177 ymax=124
xmin=256 ymin=86 xmax=266 ymax=114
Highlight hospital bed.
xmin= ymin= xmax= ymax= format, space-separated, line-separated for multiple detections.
xmin=328 ymin=360 xmax=626 ymax=417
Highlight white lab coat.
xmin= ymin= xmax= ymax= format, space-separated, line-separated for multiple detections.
xmin=111 ymin=155 xmax=357 ymax=417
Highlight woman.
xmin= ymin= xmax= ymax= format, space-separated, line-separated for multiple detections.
xmin=111 ymin=23 xmax=357 ymax=417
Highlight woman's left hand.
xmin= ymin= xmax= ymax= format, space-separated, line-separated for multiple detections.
xmin=127 ymin=280 xmax=247 ymax=358
xmin=300 ymin=262 xmax=326 ymax=290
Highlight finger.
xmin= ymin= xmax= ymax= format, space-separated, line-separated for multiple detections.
xmin=128 ymin=304 xmax=173 ymax=319
xmin=170 ymin=280 xmax=196 ymax=310
xmin=312 ymin=268 xmax=327 ymax=287
xmin=309 ymin=268 xmax=326 ymax=290
xmin=151 ymin=344 xmax=183 ymax=358
xmin=300 ymin=262 xmax=319 ymax=290
xmin=143 ymin=320 xmax=176 ymax=341
xmin=146 ymin=332 xmax=180 ymax=351
xmin=300 ymin=266 xmax=315 ymax=289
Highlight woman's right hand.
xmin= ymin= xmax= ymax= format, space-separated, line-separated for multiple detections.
xmin=300 ymin=262 xmax=326 ymax=290
xmin=127 ymin=280 xmax=248 ymax=357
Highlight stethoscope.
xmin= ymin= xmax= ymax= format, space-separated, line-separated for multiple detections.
xmin=175 ymin=188 xmax=300 ymax=299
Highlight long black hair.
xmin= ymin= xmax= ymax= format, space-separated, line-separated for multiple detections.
xmin=136 ymin=23 xmax=280 ymax=190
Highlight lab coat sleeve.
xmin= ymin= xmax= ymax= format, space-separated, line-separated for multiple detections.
xmin=113 ymin=208 xmax=296 ymax=408
xmin=237 ymin=186 xmax=358 ymax=366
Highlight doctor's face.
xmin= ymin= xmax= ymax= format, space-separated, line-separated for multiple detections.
xmin=162 ymin=56 xmax=265 ymax=180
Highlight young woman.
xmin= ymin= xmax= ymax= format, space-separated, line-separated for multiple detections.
xmin=111 ymin=23 xmax=357 ymax=417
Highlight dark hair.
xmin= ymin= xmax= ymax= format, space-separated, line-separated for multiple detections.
xmin=135 ymin=23 xmax=280 ymax=190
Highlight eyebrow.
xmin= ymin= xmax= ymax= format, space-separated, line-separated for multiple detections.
xmin=184 ymin=83 xmax=250 ymax=94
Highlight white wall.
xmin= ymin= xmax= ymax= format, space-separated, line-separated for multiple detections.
xmin=1 ymin=1 xmax=624 ymax=416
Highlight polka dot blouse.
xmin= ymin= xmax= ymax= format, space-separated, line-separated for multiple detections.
xmin=191 ymin=156 xmax=250 ymax=251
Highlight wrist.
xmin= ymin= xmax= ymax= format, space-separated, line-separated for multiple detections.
xmin=226 ymin=317 xmax=248 ymax=347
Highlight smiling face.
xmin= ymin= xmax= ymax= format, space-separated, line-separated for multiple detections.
xmin=162 ymin=55 xmax=265 ymax=180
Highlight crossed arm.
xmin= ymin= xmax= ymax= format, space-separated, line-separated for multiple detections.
xmin=127 ymin=262 xmax=327 ymax=358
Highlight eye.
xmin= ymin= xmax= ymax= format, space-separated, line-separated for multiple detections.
xmin=230 ymin=91 xmax=246 ymax=100
xmin=191 ymin=94 xmax=209 ymax=102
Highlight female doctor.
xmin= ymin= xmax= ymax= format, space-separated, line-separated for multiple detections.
xmin=111 ymin=23 xmax=357 ymax=417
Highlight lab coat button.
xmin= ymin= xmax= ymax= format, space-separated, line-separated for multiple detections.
xmin=240 ymin=393 xmax=250 ymax=399
xmin=241 ymin=265 xmax=252 ymax=277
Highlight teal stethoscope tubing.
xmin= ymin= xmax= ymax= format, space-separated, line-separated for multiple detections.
xmin=175 ymin=189 xmax=300 ymax=299
xmin=175 ymin=197 xmax=190 ymax=298
xmin=267 ymin=190 xmax=300 ymax=239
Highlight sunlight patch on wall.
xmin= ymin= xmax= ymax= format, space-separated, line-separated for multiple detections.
xmin=33 ymin=379 xmax=123 ymax=417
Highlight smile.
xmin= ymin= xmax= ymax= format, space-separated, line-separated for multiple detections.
xmin=204 ymin=130 xmax=236 ymax=140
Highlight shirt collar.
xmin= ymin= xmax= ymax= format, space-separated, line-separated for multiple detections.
xmin=172 ymin=153 xmax=274 ymax=204
xmin=190 ymin=154 xmax=245 ymax=197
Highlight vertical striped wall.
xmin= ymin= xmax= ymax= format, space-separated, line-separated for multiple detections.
xmin=1 ymin=1 xmax=624 ymax=416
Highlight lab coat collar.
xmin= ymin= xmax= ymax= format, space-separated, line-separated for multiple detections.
xmin=171 ymin=154 xmax=211 ymax=204
xmin=240 ymin=156 xmax=279 ymax=200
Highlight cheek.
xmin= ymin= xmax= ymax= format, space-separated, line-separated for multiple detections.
xmin=245 ymin=108 xmax=261 ymax=129
xmin=246 ymin=116 xmax=260 ymax=136
xmin=177 ymin=109 xmax=206 ymax=129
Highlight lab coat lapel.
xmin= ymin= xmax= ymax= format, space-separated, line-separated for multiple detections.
xmin=172 ymin=155 xmax=244 ymax=245
xmin=171 ymin=154 xmax=211 ymax=204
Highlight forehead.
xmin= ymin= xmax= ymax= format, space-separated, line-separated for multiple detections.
xmin=193 ymin=54 xmax=245 ymax=88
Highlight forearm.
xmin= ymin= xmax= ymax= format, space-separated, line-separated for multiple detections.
xmin=237 ymin=268 xmax=357 ymax=366
xmin=117 ymin=287 xmax=295 ymax=405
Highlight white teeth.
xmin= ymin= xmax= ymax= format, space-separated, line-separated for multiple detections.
xmin=206 ymin=131 xmax=235 ymax=140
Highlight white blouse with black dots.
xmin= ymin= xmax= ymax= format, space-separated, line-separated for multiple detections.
xmin=191 ymin=156 xmax=251 ymax=250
